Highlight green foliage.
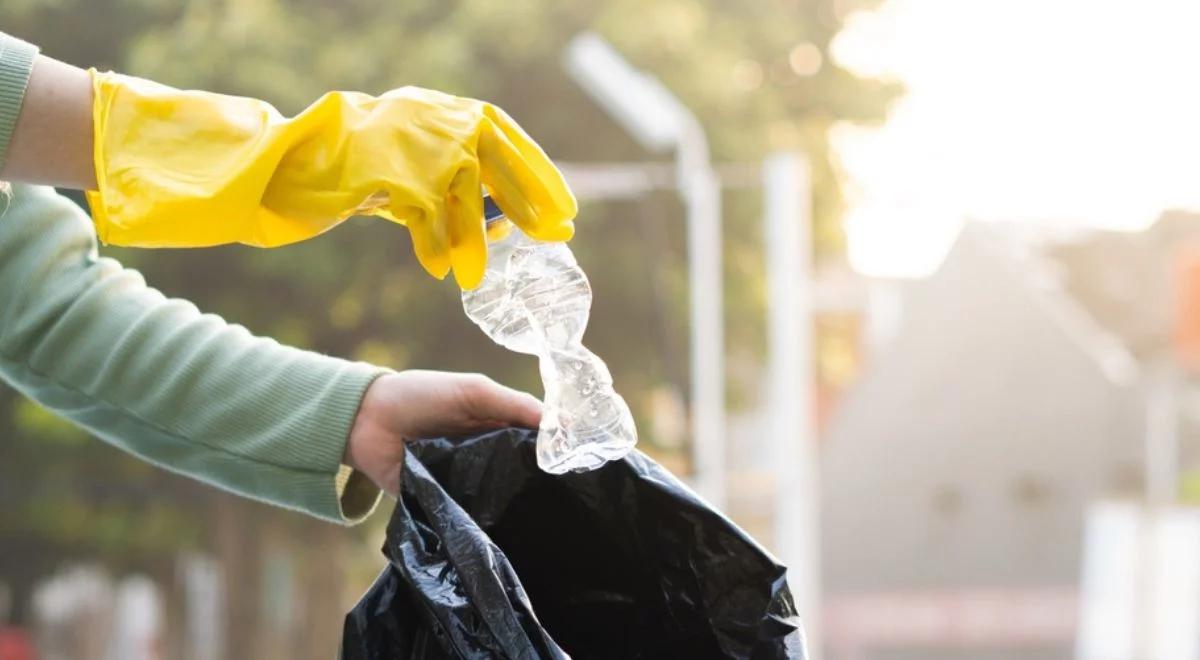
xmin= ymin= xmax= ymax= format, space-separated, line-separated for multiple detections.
xmin=0 ymin=0 xmax=897 ymax=563
xmin=12 ymin=398 xmax=89 ymax=448
xmin=1182 ymin=470 xmax=1200 ymax=504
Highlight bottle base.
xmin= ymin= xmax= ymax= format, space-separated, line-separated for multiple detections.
xmin=537 ymin=436 xmax=638 ymax=475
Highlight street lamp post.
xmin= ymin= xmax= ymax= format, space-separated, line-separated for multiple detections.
xmin=763 ymin=152 xmax=819 ymax=658
xmin=564 ymin=32 xmax=727 ymax=507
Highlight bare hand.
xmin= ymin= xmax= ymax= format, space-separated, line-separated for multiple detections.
xmin=343 ymin=370 xmax=542 ymax=495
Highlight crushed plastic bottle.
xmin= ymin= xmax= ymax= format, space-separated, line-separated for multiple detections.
xmin=461 ymin=201 xmax=637 ymax=474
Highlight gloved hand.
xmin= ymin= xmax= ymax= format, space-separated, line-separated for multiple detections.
xmin=85 ymin=71 xmax=577 ymax=288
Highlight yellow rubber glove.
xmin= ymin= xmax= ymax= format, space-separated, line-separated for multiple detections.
xmin=85 ymin=71 xmax=577 ymax=289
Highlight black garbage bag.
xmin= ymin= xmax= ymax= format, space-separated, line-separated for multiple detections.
xmin=341 ymin=428 xmax=804 ymax=659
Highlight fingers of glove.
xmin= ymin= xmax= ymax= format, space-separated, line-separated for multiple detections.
xmin=386 ymin=199 xmax=452 ymax=280
xmin=445 ymin=165 xmax=488 ymax=289
xmin=477 ymin=114 xmax=576 ymax=242
xmin=483 ymin=104 xmax=578 ymax=221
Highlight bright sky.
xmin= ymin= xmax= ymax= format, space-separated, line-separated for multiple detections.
xmin=829 ymin=0 xmax=1200 ymax=277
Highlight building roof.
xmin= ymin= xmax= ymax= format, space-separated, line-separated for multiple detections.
xmin=1039 ymin=210 xmax=1200 ymax=361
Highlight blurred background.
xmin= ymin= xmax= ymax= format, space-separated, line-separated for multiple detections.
xmin=2 ymin=0 xmax=1200 ymax=658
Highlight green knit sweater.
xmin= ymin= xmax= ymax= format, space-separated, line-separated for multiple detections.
xmin=0 ymin=33 xmax=384 ymax=524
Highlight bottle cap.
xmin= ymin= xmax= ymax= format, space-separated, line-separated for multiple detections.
xmin=483 ymin=195 xmax=506 ymax=226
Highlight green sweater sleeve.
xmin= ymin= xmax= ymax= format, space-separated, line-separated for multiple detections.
xmin=0 ymin=184 xmax=386 ymax=523
xmin=0 ymin=33 xmax=38 ymax=171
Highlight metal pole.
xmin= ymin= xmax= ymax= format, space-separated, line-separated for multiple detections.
xmin=561 ymin=33 xmax=726 ymax=506
xmin=1136 ymin=359 xmax=1180 ymax=660
xmin=678 ymin=119 xmax=726 ymax=508
xmin=1145 ymin=361 xmax=1179 ymax=506
xmin=764 ymin=152 xmax=820 ymax=658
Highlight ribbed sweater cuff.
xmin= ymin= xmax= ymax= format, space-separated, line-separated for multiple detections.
xmin=290 ymin=360 xmax=389 ymax=524
xmin=0 ymin=34 xmax=39 ymax=172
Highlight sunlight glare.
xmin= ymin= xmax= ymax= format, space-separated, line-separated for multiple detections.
xmin=830 ymin=0 xmax=1200 ymax=278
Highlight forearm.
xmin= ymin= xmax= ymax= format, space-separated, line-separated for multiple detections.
xmin=2 ymin=54 xmax=94 ymax=188
xmin=0 ymin=34 xmax=94 ymax=189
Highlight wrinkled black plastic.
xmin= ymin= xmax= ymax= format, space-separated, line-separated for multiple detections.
xmin=342 ymin=428 xmax=804 ymax=659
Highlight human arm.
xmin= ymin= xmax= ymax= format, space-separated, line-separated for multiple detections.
xmin=0 ymin=184 xmax=387 ymax=522
xmin=0 ymin=31 xmax=576 ymax=289
xmin=0 ymin=183 xmax=542 ymax=520
xmin=0 ymin=36 xmax=94 ymax=189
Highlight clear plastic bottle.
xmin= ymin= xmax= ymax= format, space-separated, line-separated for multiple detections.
xmin=461 ymin=203 xmax=637 ymax=474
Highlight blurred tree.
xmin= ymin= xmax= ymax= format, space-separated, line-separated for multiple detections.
xmin=0 ymin=0 xmax=897 ymax=654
